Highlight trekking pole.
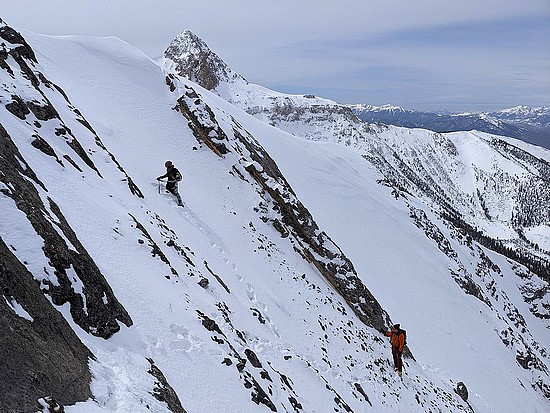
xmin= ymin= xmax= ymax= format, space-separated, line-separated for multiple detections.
xmin=158 ymin=179 xmax=161 ymax=194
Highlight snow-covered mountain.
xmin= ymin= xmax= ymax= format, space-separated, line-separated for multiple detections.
xmin=165 ymin=31 xmax=550 ymax=278
xmin=495 ymin=105 xmax=550 ymax=129
xmin=1 ymin=22 xmax=549 ymax=413
xmin=350 ymin=104 xmax=550 ymax=149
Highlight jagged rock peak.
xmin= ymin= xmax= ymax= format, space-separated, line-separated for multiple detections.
xmin=163 ymin=29 xmax=246 ymax=90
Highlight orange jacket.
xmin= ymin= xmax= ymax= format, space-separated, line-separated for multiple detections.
xmin=384 ymin=330 xmax=405 ymax=352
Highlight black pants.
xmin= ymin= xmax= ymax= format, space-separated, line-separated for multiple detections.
xmin=392 ymin=347 xmax=403 ymax=372
xmin=166 ymin=181 xmax=182 ymax=204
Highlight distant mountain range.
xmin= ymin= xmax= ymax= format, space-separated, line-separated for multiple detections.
xmin=350 ymin=104 xmax=550 ymax=149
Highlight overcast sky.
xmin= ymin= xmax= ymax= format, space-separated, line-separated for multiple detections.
xmin=2 ymin=0 xmax=549 ymax=111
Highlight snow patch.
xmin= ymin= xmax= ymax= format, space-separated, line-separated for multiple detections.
xmin=3 ymin=296 xmax=34 ymax=322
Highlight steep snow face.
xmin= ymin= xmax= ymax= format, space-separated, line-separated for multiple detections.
xmin=1 ymin=23 xmax=549 ymax=412
xmin=1 ymin=26 xmax=479 ymax=413
xmin=163 ymin=30 xmax=550 ymax=410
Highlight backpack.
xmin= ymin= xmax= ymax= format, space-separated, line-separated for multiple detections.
xmin=398 ymin=329 xmax=407 ymax=345
xmin=175 ymin=169 xmax=182 ymax=182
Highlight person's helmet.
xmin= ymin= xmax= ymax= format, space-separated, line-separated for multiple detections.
xmin=165 ymin=160 xmax=173 ymax=167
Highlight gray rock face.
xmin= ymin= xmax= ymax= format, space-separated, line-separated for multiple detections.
xmin=147 ymin=359 xmax=187 ymax=413
xmin=0 ymin=124 xmax=133 ymax=338
xmin=455 ymin=382 xmax=469 ymax=402
xmin=0 ymin=237 xmax=92 ymax=413
xmin=164 ymin=30 xmax=246 ymax=91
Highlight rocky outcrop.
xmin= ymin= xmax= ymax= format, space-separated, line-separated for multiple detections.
xmin=0 ymin=237 xmax=92 ymax=412
xmin=147 ymin=359 xmax=187 ymax=413
xmin=164 ymin=30 xmax=246 ymax=91
xmin=176 ymin=86 xmax=230 ymax=156
xmin=0 ymin=124 xmax=132 ymax=338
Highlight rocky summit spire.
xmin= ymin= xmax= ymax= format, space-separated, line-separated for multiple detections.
xmin=164 ymin=29 xmax=246 ymax=91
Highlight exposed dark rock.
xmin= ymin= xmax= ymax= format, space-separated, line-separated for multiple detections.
xmin=5 ymin=95 xmax=30 ymax=119
xmin=0 ymin=237 xmax=92 ymax=412
xmin=410 ymin=206 xmax=457 ymax=259
xmin=31 ymin=135 xmax=57 ymax=159
xmin=203 ymin=260 xmax=230 ymax=293
xmin=0 ymin=24 xmax=38 ymax=62
xmin=251 ymin=307 xmax=266 ymax=324
xmin=0 ymin=43 xmax=14 ymax=75
xmin=164 ymin=30 xmax=246 ymax=91
xmin=243 ymin=372 xmax=277 ymax=412
xmin=354 ymin=383 xmax=373 ymax=406
xmin=27 ymin=99 xmax=59 ymax=121
xmin=272 ymin=218 xmax=290 ymax=238
xmin=5 ymin=36 xmax=40 ymax=87
xmin=236 ymin=359 xmax=247 ymax=372
xmin=260 ymin=370 xmax=272 ymax=381
xmin=166 ymin=74 xmax=177 ymax=92
xmin=37 ymin=396 xmax=65 ymax=413
xmin=518 ymin=273 xmax=550 ymax=320
xmin=63 ymin=154 xmax=83 ymax=172
xmin=129 ymin=213 xmax=178 ymax=277
xmin=197 ymin=311 xmax=223 ymax=335
xmin=55 ymin=127 xmax=67 ymax=136
xmin=516 ymin=349 xmax=535 ymax=369
xmin=65 ymin=135 xmax=101 ymax=175
xmin=0 ymin=124 xmax=132 ymax=338
xmin=147 ymin=358 xmax=187 ymax=413
xmin=450 ymin=269 xmax=492 ymax=307
xmin=454 ymin=382 xmax=468 ymax=402
xmin=198 ymin=277 xmax=209 ymax=288
xmin=288 ymin=396 xmax=303 ymax=412
xmin=175 ymin=87 xmax=230 ymax=156
xmin=244 ymin=348 xmax=262 ymax=368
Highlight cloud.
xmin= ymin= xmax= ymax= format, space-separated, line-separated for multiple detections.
xmin=1 ymin=0 xmax=549 ymax=110
xmin=238 ymin=13 xmax=550 ymax=110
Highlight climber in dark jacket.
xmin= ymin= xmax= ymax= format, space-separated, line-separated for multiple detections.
xmin=157 ymin=160 xmax=183 ymax=206
xmin=382 ymin=324 xmax=406 ymax=376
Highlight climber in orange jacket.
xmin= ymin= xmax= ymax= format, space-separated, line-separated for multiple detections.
xmin=382 ymin=324 xmax=406 ymax=376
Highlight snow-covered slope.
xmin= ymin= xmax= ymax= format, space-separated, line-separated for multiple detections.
xmin=165 ymin=32 xmax=550 ymax=278
xmin=164 ymin=30 xmax=550 ymax=410
xmin=1 ymin=22 xmax=549 ymax=413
